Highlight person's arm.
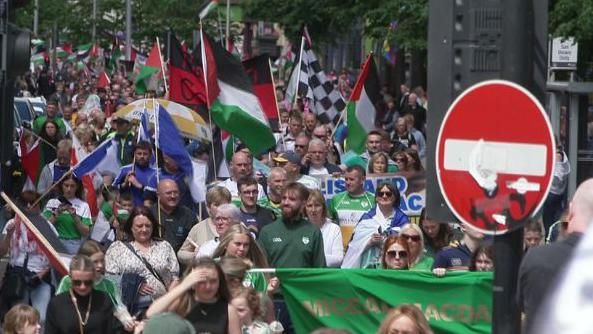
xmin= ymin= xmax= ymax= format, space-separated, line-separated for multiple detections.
xmin=177 ymin=228 xmax=200 ymax=266
xmin=0 ymin=219 xmax=16 ymax=257
xmin=44 ymin=298 xmax=59 ymax=334
xmin=227 ymin=305 xmax=242 ymax=334
xmin=312 ymin=229 xmax=327 ymax=268
xmin=325 ymin=225 xmax=344 ymax=267
xmin=145 ymin=268 xmax=206 ymax=318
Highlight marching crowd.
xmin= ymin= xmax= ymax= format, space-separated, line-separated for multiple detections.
xmin=0 ymin=58 xmax=574 ymax=334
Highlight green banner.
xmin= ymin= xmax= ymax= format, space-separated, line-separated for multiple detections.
xmin=275 ymin=269 xmax=492 ymax=334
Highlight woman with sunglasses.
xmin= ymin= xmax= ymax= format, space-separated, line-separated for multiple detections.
xmin=45 ymin=255 xmax=115 ymax=334
xmin=342 ymin=182 xmax=410 ymax=268
xmin=381 ymin=236 xmax=411 ymax=270
xmin=400 ymin=224 xmax=434 ymax=271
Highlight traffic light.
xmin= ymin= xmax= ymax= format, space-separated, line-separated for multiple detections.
xmin=1 ymin=0 xmax=31 ymax=191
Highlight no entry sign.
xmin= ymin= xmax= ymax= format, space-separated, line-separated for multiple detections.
xmin=436 ymin=80 xmax=555 ymax=235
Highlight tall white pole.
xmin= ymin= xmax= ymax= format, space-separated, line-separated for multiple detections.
xmin=125 ymin=0 xmax=132 ymax=60
xmin=225 ymin=0 xmax=230 ymax=51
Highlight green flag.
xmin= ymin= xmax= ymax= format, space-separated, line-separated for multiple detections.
xmin=274 ymin=269 xmax=493 ymax=334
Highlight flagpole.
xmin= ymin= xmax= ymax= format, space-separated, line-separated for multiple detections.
xmin=200 ymin=22 xmax=218 ymax=180
xmin=22 ymin=128 xmax=57 ymax=150
xmin=292 ymin=35 xmax=305 ymax=111
xmin=268 ymin=58 xmax=286 ymax=152
xmin=153 ymin=99 xmax=163 ymax=237
xmin=30 ymin=169 xmax=74 ymax=209
xmin=155 ymin=37 xmax=169 ymax=96
xmin=225 ymin=0 xmax=231 ymax=51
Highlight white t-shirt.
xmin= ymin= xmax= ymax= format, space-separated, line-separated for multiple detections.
xmin=320 ymin=220 xmax=344 ymax=267
xmin=308 ymin=166 xmax=329 ymax=176
xmin=2 ymin=219 xmax=52 ymax=272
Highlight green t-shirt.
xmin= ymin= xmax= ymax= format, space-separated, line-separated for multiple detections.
xmin=410 ymin=253 xmax=435 ymax=272
xmin=42 ymin=198 xmax=92 ymax=239
xmin=56 ymin=276 xmax=120 ymax=305
xmin=33 ymin=115 xmax=67 ymax=135
xmin=258 ymin=218 xmax=326 ymax=268
xmin=328 ymin=191 xmax=375 ymax=248
xmin=259 ymin=197 xmax=282 ymax=219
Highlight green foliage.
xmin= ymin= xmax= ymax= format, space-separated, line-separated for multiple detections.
xmin=549 ymin=0 xmax=593 ymax=41
xmin=243 ymin=0 xmax=428 ymax=50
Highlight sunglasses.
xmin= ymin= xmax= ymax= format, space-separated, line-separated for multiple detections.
xmin=401 ymin=234 xmax=421 ymax=242
xmin=377 ymin=191 xmax=393 ymax=198
xmin=72 ymin=279 xmax=94 ymax=287
xmin=386 ymin=250 xmax=408 ymax=258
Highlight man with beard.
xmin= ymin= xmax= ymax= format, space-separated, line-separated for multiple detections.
xmin=258 ymin=182 xmax=326 ymax=268
xmin=113 ymin=141 xmax=157 ymax=206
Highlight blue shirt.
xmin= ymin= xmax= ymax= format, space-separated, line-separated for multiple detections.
xmin=113 ymin=164 xmax=157 ymax=206
xmin=432 ymin=242 xmax=471 ymax=270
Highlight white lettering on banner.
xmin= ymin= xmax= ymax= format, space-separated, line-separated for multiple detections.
xmin=314 ymin=173 xmax=426 ymax=216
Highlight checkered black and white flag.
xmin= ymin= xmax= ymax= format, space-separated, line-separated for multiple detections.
xmin=285 ymin=34 xmax=346 ymax=125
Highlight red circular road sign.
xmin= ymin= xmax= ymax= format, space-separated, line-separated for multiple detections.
xmin=436 ymin=80 xmax=555 ymax=235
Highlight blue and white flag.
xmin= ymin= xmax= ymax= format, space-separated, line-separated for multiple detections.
xmin=72 ymin=139 xmax=121 ymax=178
xmin=156 ymin=104 xmax=206 ymax=202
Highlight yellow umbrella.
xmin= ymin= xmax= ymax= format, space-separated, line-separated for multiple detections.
xmin=114 ymin=99 xmax=211 ymax=141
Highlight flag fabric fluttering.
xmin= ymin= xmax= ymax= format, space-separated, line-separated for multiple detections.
xmin=383 ymin=20 xmax=399 ymax=66
xmin=135 ymin=42 xmax=162 ymax=95
xmin=71 ymin=138 xmax=121 ymax=179
xmin=97 ymin=71 xmax=111 ymax=89
xmin=200 ymin=30 xmax=276 ymax=156
xmin=168 ymin=34 xmax=207 ymax=106
xmin=198 ymin=0 xmax=219 ymax=20
xmin=242 ymin=54 xmax=279 ymax=131
xmin=18 ymin=131 xmax=41 ymax=185
xmin=346 ymin=55 xmax=382 ymax=154
xmin=3 ymin=195 xmax=70 ymax=276
xmin=155 ymin=103 xmax=206 ymax=202
xmin=285 ymin=28 xmax=346 ymax=125
xmin=107 ymin=38 xmax=122 ymax=74
xmin=66 ymin=124 xmax=99 ymax=217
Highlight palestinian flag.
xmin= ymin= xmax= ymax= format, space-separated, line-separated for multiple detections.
xmin=198 ymin=0 xmax=219 ymax=20
xmin=135 ymin=42 xmax=162 ymax=94
xmin=18 ymin=131 xmax=41 ymax=185
xmin=242 ymin=55 xmax=279 ymax=131
xmin=346 ymin=55 xmax=382 ymax=154
xmin=77 ymin=43 xmax=98 ymax=63
xmin=200 ymin=30 xmax=275 ymax=156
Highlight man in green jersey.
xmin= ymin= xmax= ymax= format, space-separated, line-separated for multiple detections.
xmin=329 ymin=165 xmax=376 ymax=248
xmin=258 ymin=182 xmax=325 ymax=268
xmin=259 ymin=167 xmax=286 ymax=218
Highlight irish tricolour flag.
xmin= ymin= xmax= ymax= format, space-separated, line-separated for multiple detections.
xmin=347 ymin=55 xmax=382 ymax=154
xmin=200 ymin=30 xmax=275 ymax=156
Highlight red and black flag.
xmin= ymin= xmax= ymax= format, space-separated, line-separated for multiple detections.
xmin=168 ymin=34 xmax=207 ymax=106
xmin=242 ymin=54 xmax=279 ymax=131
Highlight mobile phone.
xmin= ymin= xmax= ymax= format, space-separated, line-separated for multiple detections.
xmin=57 ymin=196 xmax=72 ymax=206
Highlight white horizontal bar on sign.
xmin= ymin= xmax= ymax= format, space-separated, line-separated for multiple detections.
xmin=443 ymin=139 xmax=548 ymax=176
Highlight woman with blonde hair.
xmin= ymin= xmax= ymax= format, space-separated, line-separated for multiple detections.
xmin=213 ymin=224 xmax=269 ymax=270
xmin=305 ymin=190 xmax=344 ymax=267
xmin=2 ymin=304 xmax=41 ymax=334
xmin=400 ymin=224 xmax=434 ymax=271
xmin=377 ymin=304 xmax=433 ymax=334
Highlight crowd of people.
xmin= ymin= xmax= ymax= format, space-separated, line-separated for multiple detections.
xmin=0 ymin=54 xmax=575 ymax=334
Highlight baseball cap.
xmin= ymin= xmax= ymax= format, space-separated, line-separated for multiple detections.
xmin=273 ymin=151 xmax=300 ymax=164
xmin=143 ymin=313 xmax=196 ymax=334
